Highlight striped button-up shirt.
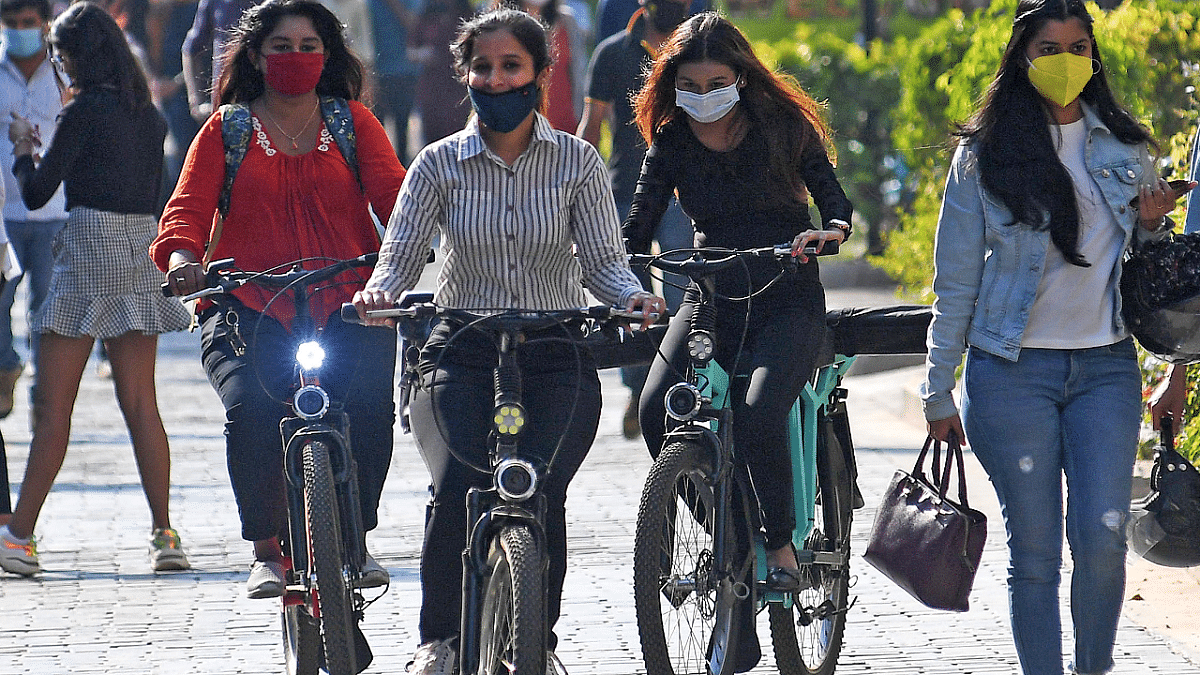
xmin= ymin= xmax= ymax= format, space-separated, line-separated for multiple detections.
xmin=366 ymin=114 xmax=643 ymax=310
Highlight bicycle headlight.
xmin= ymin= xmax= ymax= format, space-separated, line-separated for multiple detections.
xmin=665 ymin=382 xmax=703 ymax=421
xmin=294 ymin=385 xmax=330 ymax=420
xmin=495 ymin=458 xmax=537 ymax=502
xmin=686 ymin=331 xmax=715 ymax=362
xmin=493 ymin=403 xmax=527 ymax=436
xmin=296 ymin=341 xmax=326 ymax=371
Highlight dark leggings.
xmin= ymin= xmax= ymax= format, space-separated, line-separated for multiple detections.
xmin=201 ymin=303 xmax=396 ymax=541
xmin=410 ymin=323 xmax=600 ymax=650
xmin=639 ymin=290 xmax=825 ymax=551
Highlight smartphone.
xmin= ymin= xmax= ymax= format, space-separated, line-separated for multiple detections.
xmin=1129 ymin=178 xmax=1196 ymax=208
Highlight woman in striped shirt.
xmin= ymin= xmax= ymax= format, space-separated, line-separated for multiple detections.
xmin=353 ymin=8 xmax=662 ymax=674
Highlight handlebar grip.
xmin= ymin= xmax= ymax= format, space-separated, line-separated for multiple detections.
xmin=340 ymin=302 xmax=363 ymax=324
xmin=801 ymin=240 xmax=840 ymax=256
xmin=160 ymin=282 xmax=173 ymax=297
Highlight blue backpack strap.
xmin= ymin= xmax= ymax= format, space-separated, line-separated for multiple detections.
xmin=319 ymin=96 xmax=363 ymax=193
xmin=218 ymin=103 xmax=254 ymax=217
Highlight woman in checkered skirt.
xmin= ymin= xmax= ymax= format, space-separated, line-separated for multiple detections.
xmin=0 ymin=2 xmax=192 ymax=577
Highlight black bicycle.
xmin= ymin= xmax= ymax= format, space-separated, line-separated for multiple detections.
xmin=624 ymin=245 xmax=930 ymax=675
xmin=344 ymin=297 xmax=643 ymax=675
xmin=168 ymin=254 xmax=380 ymax=675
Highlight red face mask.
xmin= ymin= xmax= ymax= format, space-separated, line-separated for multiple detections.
xmin=263 ymin=51 xmax=324 ymax=96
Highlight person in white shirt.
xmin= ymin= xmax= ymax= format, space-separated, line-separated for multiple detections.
xmin=352 ymin=9 xmax=662 ymax=674
xmin=0 ymin=0 xmax=66 ymax=420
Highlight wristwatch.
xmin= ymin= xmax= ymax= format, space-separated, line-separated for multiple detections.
xmin=825 ymin=218 xmax=852 ymax=238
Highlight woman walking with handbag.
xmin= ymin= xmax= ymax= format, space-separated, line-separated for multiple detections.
xmin=922 ymin=0 xmax=1180 ymax=673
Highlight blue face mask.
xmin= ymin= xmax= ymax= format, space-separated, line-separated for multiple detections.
xmin=468 ymin=81 xmax=538 ymax=133
xmin=2 ymin=27 xmax=45 ymax=60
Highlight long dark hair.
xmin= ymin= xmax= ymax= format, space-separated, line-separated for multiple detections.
xmin=217 ymin=0 xmax=363 ymax=105
xmin=633 ymin=12 xmax=835 ymax=203
xmin=49 ymin=2 xmax=151 ymax=109
xmin=450 ymin=8 xmax=551 ymax=115
xmin=958 ymin=0 xmax=1153 ymax=266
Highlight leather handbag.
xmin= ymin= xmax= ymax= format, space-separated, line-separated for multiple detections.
xmin=1120 ymin=230 xmax=1200 ymax=363
xmin=863 ymin=436 xmax=988 ymax=611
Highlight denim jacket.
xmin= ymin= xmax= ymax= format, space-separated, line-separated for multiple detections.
xmin=922 ymin=104 xmax=1168 ymax=421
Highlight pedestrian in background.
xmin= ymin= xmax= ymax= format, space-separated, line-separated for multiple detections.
xmin=352 ymin=9 xmax=663 ymax=673
xmin=181 ymin=0 xmax=257 ymax=120
xmin=625 ymin=12 xmax=852 ymax=671
xmin=408 ymin=0 xmax=471 ymax=148
xmin=921 ymin=1 xmax=1182 ymax=673
xmin=0 ymin=173 xmax=15 ymax=528
xmin=365 ymin=0 xmax=422 ymax=161
xmin=0 ymin=0 xmax=66 ymax=422
xmin=577 ymin=0 xmax=694 ymax=439
xmin=154 ymin=0 xmax=405 ymax=599
xmin=0 ymin=0 xmax=193 ymax=577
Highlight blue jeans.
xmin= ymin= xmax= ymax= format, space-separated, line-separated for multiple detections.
xmin=961 ymin=339 xmax=1140 ymax=675
xmin=616 ymin=196 xmax=692 ymax=392
xmin=0 ymin=218 xmax=67 ymax=372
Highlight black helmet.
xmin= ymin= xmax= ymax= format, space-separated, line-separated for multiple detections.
xmin=1127 ymin=295 xmax=1200 ymax=365
xmin=1127 ymin=421 xmax=1200 ymax=568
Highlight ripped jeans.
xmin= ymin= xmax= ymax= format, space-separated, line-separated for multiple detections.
xmin=961 ymin=339 xmax=1140 ymax=675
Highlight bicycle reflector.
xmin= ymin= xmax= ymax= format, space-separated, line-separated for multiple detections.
xmin=665 ymin=382 xmax=703 ymax=421
xmin=686 ymin=330 xmax=715 ymax=362
xmin=495 ymin=457 xmax=537 ymax=501
xmin=293 ymin=385 xmax=330 ymax=420
xmin=493 ymin=403 xmax=527 ymax=436
xmin=296 ymin=340 xmax=326 ymax=371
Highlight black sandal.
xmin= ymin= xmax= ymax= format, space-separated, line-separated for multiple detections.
xmin=764 ymin=566 xmax=804 ymax=592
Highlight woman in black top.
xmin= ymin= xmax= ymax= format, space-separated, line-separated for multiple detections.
xmin=0 ymin=2 xmax=191 ymax=577
xmin=625 ymin=12 xmax=852 ymax=599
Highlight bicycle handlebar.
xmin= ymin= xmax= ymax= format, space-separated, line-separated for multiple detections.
xmin=160 ymin=253 xmax=379 ymax=302
xmin=339 ymin=301 xmax=647 ymax=329
xmin=628 ymin=241 xmax=837 ymax=279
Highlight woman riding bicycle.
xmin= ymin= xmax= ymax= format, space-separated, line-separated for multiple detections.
xmin=624 ymin=11 xmax=852 ymax=626
xmin=351 ymin=9 xmax=662 ymax=674
xmin=151 ymin=0 xmax=406 ymax=599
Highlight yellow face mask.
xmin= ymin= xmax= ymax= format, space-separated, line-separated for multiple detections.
xmin=1027 ymin=52 xmax=1095 ymax=108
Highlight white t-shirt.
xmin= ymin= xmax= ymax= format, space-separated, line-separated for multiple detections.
xmin=1021 ymin=119 xmax=1125 ymax=349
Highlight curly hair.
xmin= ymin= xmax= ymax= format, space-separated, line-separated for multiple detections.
xmin=217 ymin=0 xmax=363 ymax=105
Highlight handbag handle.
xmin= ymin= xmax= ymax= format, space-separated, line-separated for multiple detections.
xmin=915 ymin=436 xmax=972 ymax=508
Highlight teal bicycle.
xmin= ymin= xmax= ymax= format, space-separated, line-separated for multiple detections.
xmin=624 ymin=246 xmax=929 ymax=675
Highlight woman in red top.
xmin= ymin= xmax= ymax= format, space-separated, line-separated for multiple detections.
xmin=151 ymin=0 xmax=405 ymax=599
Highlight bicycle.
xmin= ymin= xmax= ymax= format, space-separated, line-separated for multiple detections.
xmin=624 ymin=245 xmax=930 ymax=675
xmin=167 ymin=253 xmax=381 ymax=675
xmin=345 ymin=297 xmax=646 ymax=675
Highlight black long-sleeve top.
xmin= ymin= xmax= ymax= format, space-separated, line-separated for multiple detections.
xmin=13 ymin=87 xmax=166 ymax=214
xmin=623 ymin=116 xmax=852 ymax=298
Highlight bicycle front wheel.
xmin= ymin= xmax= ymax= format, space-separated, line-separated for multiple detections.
xmin=477 ymin=524 xmax=546 ymax=675
xmin=634 ymin=440 xmax=745 ymax=675
xmin=303 ymin=440 xmax=357 ymax=675
xmin=769 ymin=417 xmax=854 ymax=675
xmin=283 ymin=603 xmax=321 ymax=675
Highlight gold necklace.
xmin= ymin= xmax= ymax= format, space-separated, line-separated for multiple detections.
xmin=259 ymin=102 xmax=319 ymax=150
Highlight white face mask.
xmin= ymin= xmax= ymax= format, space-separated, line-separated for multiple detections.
xmin=675 ymin=79 xmax=740 ymax=124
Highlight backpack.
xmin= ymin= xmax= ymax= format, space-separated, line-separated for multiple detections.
xmin=216 ymin=95 xmax=363 ymax=216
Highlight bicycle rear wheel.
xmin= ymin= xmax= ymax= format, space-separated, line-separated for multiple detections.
xmin=769 ymin=416 xmax=854 ymax=675
xmin=477 ymin=524 xmax=546 ymax=675
xmin=634 ymin=440 xmax=746 ymax=675
xmin=303 ymin=440 xmax=358 ymax=675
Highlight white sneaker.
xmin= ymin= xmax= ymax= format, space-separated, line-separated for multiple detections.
xmin=406 ymin=638 xmax=458 ymax=675
xmin=358 ymin=552 xmax=389 ymax=588
xmin=246 ymin=560 xmax=286 ymax=599
xmin=0 ymin=525 xmax=39 ymax=576
xmin=149 ymin=528 xmax=191 ymax=572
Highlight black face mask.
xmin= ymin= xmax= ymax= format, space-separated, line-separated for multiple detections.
xmin=646 ymin=0 xmax=686 ymax=34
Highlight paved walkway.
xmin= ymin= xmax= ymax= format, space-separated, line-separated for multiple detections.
xmin=1 ymin=286 xmax=1198 ymax=674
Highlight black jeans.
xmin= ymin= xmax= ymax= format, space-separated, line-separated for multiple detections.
xmin=639 ymin=288 xmax=826 ymax=551
xmin=410 ymin=321 xmax=600 ymax=649
xmin=201 ymin=303 xmax=396 ymax=541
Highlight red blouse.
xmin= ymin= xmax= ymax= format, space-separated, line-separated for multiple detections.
xmin=153 ymin=100 xmax=405 ymax=330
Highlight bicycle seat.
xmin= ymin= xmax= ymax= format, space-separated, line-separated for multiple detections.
xmin=824 ymin=305 xmax=931 ymax=356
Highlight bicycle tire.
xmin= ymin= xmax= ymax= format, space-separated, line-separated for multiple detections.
xmin=283 ymin=603 xmax=322 ymax=675
xmin=634 ymin=439 xmax=746 ymax=675
xmin=477 ymin=524 xmax=546 ymax=675
xmin=303 ymin=440 xmax=358 ymax=675
xmin=769 ymin=419 xmax=854 ymax=675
